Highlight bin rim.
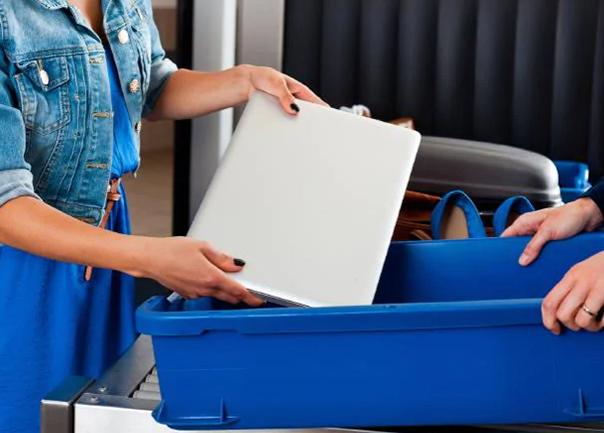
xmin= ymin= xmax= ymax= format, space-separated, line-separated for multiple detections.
xmin=136 ymin=295 xmax=545 ymax=337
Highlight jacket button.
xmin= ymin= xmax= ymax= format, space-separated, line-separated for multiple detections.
xmin=39 ymin=69 xmax=50 ymax=86
xmin=128 ymin=79 xmax=140 ymax=94
xmin=118 ymin=29 xmax=130 ymax=44
xmin=135 ymin=121 xmax=142 ymax=134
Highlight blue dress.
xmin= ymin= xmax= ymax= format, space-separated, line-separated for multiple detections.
xmin=0 ymin=47 xmax=140 ymax=433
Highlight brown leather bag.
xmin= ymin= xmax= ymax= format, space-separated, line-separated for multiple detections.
xmin=392 ymin=191 xmax=440 ymax=241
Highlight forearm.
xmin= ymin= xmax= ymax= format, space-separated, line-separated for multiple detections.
xmin=0 ymin=196 xmax=147 ymax=276
xmin=0 ymin=196 xmax=262 ymax=304
xmin=147 ymin=65 xmax=253 ymax=121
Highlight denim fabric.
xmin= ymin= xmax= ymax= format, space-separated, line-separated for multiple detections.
xmin=0 ymin=0 xmax=177 ymax=224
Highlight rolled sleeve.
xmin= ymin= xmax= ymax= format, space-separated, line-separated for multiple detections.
xmin=0 ymin=169 xmax=39 ymax=208
xmin=0 ymin=48 xmax=39 ymax=208
xmin=142 ymin=0 xmax=178 ymax=117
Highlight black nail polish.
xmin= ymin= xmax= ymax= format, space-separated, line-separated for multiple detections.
xmin=234 ymin=258 xmax=246 ymax=267
xmin=290 ymin=103 xmax=300 ymax=113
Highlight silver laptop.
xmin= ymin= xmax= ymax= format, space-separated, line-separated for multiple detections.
xmin=188 ymin=92 xmax=421 ymax=307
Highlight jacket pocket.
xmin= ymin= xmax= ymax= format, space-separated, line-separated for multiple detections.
xmin=14 ymin=56 xmax=71 ymax=136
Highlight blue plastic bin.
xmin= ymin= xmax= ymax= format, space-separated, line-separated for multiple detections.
xmin=137 ymin=233 xmax=604 ymax=430
xmin=554 ymin=161 xmax=592 ymax=202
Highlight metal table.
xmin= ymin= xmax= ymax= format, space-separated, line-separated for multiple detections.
xmin=42 ymin=337 xmax=383 ymax=433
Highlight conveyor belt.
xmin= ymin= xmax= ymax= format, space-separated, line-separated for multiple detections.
xmin=42 ymin=336 xmax=161 ymax=433
xmin=131 ymin=366 xmax=161 ymax=401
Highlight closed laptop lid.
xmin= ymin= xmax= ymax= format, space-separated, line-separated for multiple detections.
xmin=188 ymin=91 xmax=421 ymax=307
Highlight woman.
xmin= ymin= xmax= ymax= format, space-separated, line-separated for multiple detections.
xmin=503 ymin=183 xmax=604 ymax=335
xmin=0 ymin=1 xmax=324 ymax=432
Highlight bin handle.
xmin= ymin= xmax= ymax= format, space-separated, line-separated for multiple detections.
xmin=153 ymin=400 xmax=240 ymax=428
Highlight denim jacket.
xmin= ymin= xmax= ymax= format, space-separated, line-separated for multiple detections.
xmin=0 ymin=0 xmax=177 ymax=225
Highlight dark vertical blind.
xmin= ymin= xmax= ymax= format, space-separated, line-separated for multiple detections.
xmin=172 ymin=0 xmax=194 ymax=235
xmin=283 ymin=0 xmax=604 ymax=179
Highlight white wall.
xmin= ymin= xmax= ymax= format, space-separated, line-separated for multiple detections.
xmin=237 ymin=0 xmax=285 ymax=70
xmin=189 ymin=0 xmax=238 ymax=220
xmin=187 ymin=0 xmax=286 ymax=222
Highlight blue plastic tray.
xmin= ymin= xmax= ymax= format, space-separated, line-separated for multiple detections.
xmin=554 ymin=160 xmax=591 ymax=202
xmin=137 ymin=233 xmax=604 ymax=430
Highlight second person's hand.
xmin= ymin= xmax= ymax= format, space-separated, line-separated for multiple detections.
xmin=501 ymin=198 xmax=603 ymax=266
xmin=132 ymin=236 xmax=265 ymax=306
xmin=541 ymin=251 xmax=604 ymax=334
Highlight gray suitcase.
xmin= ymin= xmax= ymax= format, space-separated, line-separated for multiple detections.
xmin=410 ymin=136 xmax=562 ymax=209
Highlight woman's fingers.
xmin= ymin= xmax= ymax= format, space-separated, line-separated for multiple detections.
xmin=196 ymin=249 xmax=263 ymax=305
xmin=269 ymin=77 xmax=299 ymax=115
xmin=248 ymin=66 xmax=329 ymax=114
xmin=197 ymin=243 xmax=263 ymax=305
xmin=210 ymin=289 xmax=243 ymax=305
xmin=215 ymin=273 xmax=264 ymax=306
xmin=194 ymin=286 xmax=242 ymax=305
xmin=286 ymin=76 xmax=328 ymax=106
xmin=151 ymin=237 xmax=265 ymax=307
xmin=200 ymin=242 xmax=246 ymax=273
xmin=542 ymin=274 xmax=574 ymax=334
xmin=195 ymin=269 xmax=261 ymax=306
xmin=249 ymin=67 xmax=327 ymax=114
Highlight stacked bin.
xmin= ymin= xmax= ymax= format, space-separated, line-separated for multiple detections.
xmin=138 ymin=233 xmax=604 ymax=430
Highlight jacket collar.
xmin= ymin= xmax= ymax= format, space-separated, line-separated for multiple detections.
xmin=35 ymin=0 xmax=68 ymax=10
xmin=35 ymin=0 xmax=119 ymax=12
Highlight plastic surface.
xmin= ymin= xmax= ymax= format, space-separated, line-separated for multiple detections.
xmin=137 ymin=233 xmax=604 ymax=430
xmin=188 ymin=91 xmax=420 ymax=307
xmin=410 ymin=137 xmax=563 ymax=207
xmin=554 ymin=161 xmax=592 ymax=203
xmin=555 ymin=161 xmax=590 ymax=189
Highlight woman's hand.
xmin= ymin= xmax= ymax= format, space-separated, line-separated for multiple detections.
xmin=501 ymin=198 xmax=603 ymax=265
xmin=149 ymin=65 xmax=327 ymax=121
xmin=541 ymin=252 xmax=604 ymax=334
xmin=0 ymin=197 xmax=263 ymax=306
xmin=241 ymin=65 xmax=328 ymax=114
xmin=136 ymin=237 xmax=264 ymax=306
